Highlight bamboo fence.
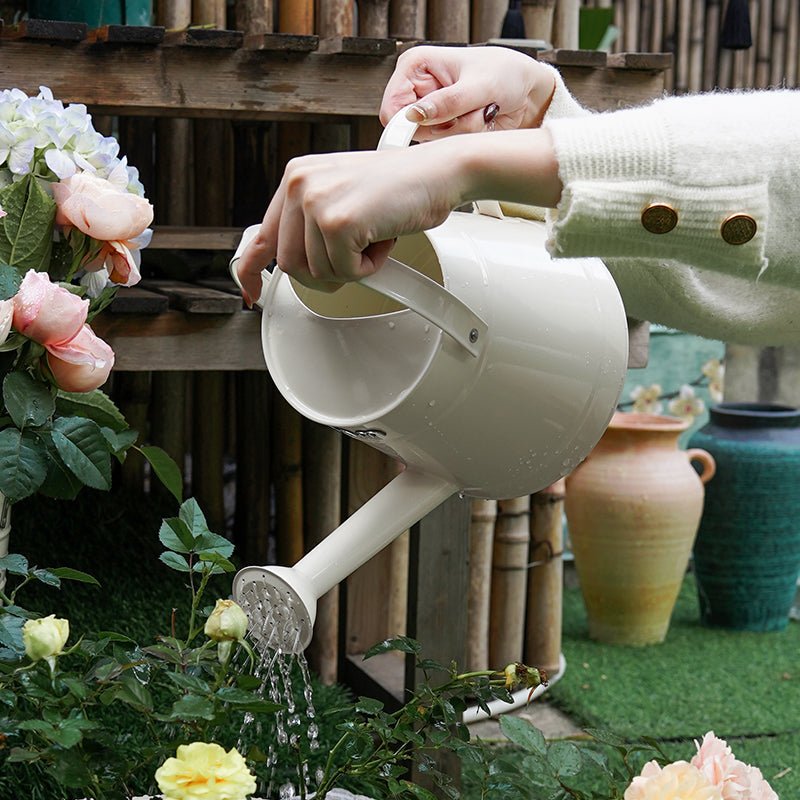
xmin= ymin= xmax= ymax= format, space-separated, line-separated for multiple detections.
xmin=96 ymin=0 xmax=799 ymax=682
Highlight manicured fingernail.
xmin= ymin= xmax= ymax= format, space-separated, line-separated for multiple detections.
xmin=406 ymin=103 xmax=431 ymax=123
xmin=242 ymin=288 xmax=253 ymax=309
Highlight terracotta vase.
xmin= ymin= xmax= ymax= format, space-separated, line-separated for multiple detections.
xmin=565 ymin=412 xmax=716 ymax=645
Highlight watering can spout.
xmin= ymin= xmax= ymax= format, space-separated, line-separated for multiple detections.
xmin=233 ymin=468 xmax=456 ymax=654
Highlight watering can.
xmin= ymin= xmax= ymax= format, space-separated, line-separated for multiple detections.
xmin=230 ymin=107 xmax=629 ymax=653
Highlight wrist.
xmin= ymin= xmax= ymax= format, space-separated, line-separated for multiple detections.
xmin=522 ymin=62 xmax=557 ymax=129
xmin=454 ymin=129 xmax=563 ymax=209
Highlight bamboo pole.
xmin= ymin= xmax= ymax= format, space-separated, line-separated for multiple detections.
xmin=193 ymin=0 xmax=227 ymax=27
xmin=787 ymin=0 xmax=799 ymax=87
xmin=524 ymin=480 xmax=564 ymax=677
xmin=303 ymin=421 xmax=342 ymax=684
xmin=521 ymin=0 xmax=555 ymax=43
xmin=741 ymin=0 xmax=759 ymax=88
xmin=650 ymin=0 xmax=664 ymax=54
xmin=466 ymin=499 xmax=498 ymax=671
xmin=553 ymin=0 xmax=580 ymax=49
xmin=150 ymin=373 xmax=187 ymax=502
xmin=622 ymin=0 xmax=639 ymax=53
xmin=272 ymin=390 xmax=305 ymax=566
xmin=318 ymin=0 xmax=355 ymax=37
xmin=116 ymin=373 xmax=151 ymax=493
xmin=661 ymin=0 xmax=676 ymax=90
xmin=688 ymin=0 xmax=705 ymax=93
xmin=389 ymin=0 xmax=426 ymax=39
xmin=233 ymin=373 xmax=271 ymax=565
xmin=638 ymin=0 xmax=652 ymax=53
xmin=489 ymin=495 xmax=530 ymax=668
xmin=359 ymin=0 xmax=390 ymax=36
xmin=703 ymin=0 xmax=720 ymax=89
xmin=674 ymin=0 xmax=692 ymax=93
xmin=771 ymin=0 xmax=789 ymax=87
xmin=471 ymin=0 xmax=506 ymax=42
xmin=280 ymin=0 xmax=314 ymax=32
xmin=427 ymin=0 xmax=470 ymax=41
xmin=160 ymin=0 xmax=191 ymax=27
xmin=235 ymin=0 xmax=273 ymax=34
xmin=754 ymin=0 xmax=772 ymax=88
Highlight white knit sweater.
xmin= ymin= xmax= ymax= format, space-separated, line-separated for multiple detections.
xmin=541 ymin=66 xmax=800 ymax=344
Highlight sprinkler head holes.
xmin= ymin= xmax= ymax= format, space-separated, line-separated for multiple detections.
xmin=234 ymin=567 xmax=314 ymax=655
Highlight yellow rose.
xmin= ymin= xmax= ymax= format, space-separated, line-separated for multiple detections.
xmin=155 ymin=742 xmax=257 ymax=800
xmin=23 ymin=615 xmax=69 ymax=670
xmin=204 ymin=599 xmax=248 ymax=643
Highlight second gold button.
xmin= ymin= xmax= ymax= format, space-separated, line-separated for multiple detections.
xmin=641 ymin=204 xmax=678 ymax=234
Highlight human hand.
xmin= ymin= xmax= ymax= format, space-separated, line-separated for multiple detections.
xmin=380 ymin=45 xmax=556 ymax=140
xmin=234 ymin=143 xmax=467 ymax=302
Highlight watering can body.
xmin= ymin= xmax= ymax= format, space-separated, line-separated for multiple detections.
xmin=231 ymin=109 xmax=629 ymax=653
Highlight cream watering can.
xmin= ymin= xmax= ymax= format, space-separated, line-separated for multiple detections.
xmin=230 ymin=108 xmax=629 ymax=653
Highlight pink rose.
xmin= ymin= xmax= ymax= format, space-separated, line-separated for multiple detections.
xmin=46 ymin=324 xmax=114 ymax=392
xmin=84 ymin=239 xmax=141 ymax=287
xmin=691 ymin=733 xmax=778 ymax=800
xmin=52 ymin=171 xmax=153 ymax=242
xmin=13 ymin=269 xmax=88 ymax=346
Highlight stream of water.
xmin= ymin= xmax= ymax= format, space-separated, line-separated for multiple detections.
xmin=237 ymin=583 xmax=321 ymax=799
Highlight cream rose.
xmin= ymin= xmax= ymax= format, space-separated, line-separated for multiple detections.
xmin=12 ymin=269 xmax=88 ymax=347
xmin=0 ymin=298 xmax=13 ymax=346
xmin=155 ymin=742 xmax=257 ymax=800
xmin=52 ymin=171 xmax=153 ymax=242
xmin=625 ymin=760 xmax=723 ymax=800
xmin=23 ymin=615 xmax=69 ymax=670
xmin=46 ymin=324 xmax=114 ymax=392
xmin=205 ymin=599 xmax=248 ymax=643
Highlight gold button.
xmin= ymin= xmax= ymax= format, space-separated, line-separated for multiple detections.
xmin=641 ymin=203 xmax=678 ymax=234
xmin=721 ymin=214 xmax=757 ymax=245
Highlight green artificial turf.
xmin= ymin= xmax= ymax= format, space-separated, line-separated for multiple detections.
xmin=545 ymin=571 xmax=800 ymax=795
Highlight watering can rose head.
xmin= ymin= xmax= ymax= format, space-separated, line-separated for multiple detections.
xmin=155 ymin=742 xmax=257 ymax=800
xmin=22 ymin=614 xmax=69 ymax=671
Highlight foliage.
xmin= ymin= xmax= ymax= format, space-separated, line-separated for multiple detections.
xmin=0 ymin=493 xmax=280 ymax=800
xmin=0 ymin=86 xmax=153 ymax=504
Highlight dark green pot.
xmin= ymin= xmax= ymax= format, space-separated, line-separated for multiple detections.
xmin=28 ymin=0 xmax=152 ymax=26
xmin=689 ymin=402 xmax=800 ymax=631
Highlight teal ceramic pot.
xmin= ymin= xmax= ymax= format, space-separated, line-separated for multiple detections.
xmin=689 ymin=402 xmax=800 ymax=631
xmin=28 ymin=0 xmax=153 ymax=26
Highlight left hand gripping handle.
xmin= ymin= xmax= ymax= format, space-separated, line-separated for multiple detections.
xmin=230 ymin=225 xmax=270 ymax=308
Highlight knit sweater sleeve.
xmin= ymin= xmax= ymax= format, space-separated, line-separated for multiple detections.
xmin=539 ymin=76 xmax=800 ymax=286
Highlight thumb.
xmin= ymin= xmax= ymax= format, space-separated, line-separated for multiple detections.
xmin=406 ymin=83 xmax=485 ymax=126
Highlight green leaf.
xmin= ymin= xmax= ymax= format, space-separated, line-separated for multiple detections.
xmin=215 ymin=687 xmax=282 ymax=713
xmin=179 ymin=498 xmax=211 ymax=540
xmin=3 ymin=371 xmax=55 ymax=429
xmin=100 ymin=426 xmax=138 ymax=456
xmin=7 ymin=747 xmax=41 ymax=763
xmin=17 ymin=719 xmax=54 ymax=733
xmin=499 ymin=716 xmax=548 ymax=756
xmin=0 ymin=553 xmax=29 ymax=575
xmin=194 ymin=533 xmax=234 ymax=559
xmin=62 ymin=677 xmax=89 ymax=701
xmin=0 ymin=175 xmax=55 ymax=272
xmin=140 ymin=445 xmax=183 ymax=503
xmin=47 ymin=725 xmax=83 ymax=749
xmin=37 ymin=440 xmax=84 ymax=500
xmin=113 ymin=677 xmax=153 ymax=712
xmin=50 ymin=567 xmax=100 ymax=587
xmin=0 ymin=614 xmax=24 ymax=652
xmin=51 ymin=417 xmax=111 ymax=490
xmin=195 ymin=551 xmax=235 ymax=574
xmin=31 ymin=568 xmax=60 ymax=587
xmin=0 ymin=263 xmax=21 ymax=301
xmin=166 ymin=672 xmax=211 ymax=694
xmin=0 ymin=427 xmax=48 ymax=501
xmin=56 ymin=389 xmax=129 ymax=434
xmin=364 ymin=636 xmax=422 ymax=659
xmin=159 ymin=551 xmax=190 ymax=572
xmin=159 ymin=517 xmax=195 ymax=553
xmin=355 ymin=697 xmax=384 ymax=714
xmin=169 ymin=693 xmax=216 ymax=721
xmin=548 ymin=740 xmax=582 ymax=777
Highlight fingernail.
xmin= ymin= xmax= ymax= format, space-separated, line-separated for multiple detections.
xmin=406 ymin=103 xmax=431 ymax=123
xmin=242 ymin=288 xmax=253 ymax=309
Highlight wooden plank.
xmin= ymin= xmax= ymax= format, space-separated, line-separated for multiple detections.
xmin=150 ymin=225 xmax=242 ymax=249
xmin=1 ymin=19 xmax=87 ymax=41
xmin=539 ymin=48 xmax=607 ymax=67
xmin=317 ymin=35 xmax=396 ymax=56
xmin=92 ymin=309 xmax=265 ymax=371
xmin=108 ymin=286 xmax=170 ymax=314
xmin=141 ymin=279 xmax=243 ymax=313
xmin=607 ymin=51 xmax=674 ymax=70
xmin=0 ymin=41 xmax=668 ymax=119
xmin=86 ymin=25 xmax=165 ymax=45
xmin=162 ymin=27 xmax=245 ymax=47
xmin=243 ymin=32 xmax=319 ymax=51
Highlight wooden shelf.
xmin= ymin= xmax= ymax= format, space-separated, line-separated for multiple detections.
xmin=0 ymin=36 xmax=670 ymax=120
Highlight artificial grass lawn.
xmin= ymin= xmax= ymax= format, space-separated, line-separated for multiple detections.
xmin=546 ymin=571 xmax=800 ymax=794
